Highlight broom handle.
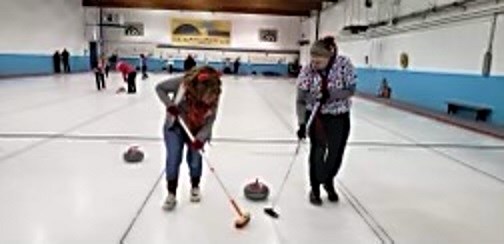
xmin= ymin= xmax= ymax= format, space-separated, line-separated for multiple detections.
xmin=270 ymin=102 xmax=320 ymax=207
xmin=305 ymin=102 xmax=320 ymax=132
xmin=172 ymin=81 xmax=248 ymax=217
xmin=177 ymin=116 xmax=245 ymax=216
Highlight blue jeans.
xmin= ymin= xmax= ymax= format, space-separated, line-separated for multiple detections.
xmin=163 ymin=122 xmax=202 ymax=192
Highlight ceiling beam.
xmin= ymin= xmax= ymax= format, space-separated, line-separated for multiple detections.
xmin=82 ymin=0 xmax=322 ymax=16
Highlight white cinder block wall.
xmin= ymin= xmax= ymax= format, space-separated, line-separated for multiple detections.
xmin=0 ymin=0 xmax=87 ymax=55
xmin=301 ymin=1 xmax=504 ymax=75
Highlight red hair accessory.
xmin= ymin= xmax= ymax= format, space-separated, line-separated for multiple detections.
xmin=197 ymin=72 xmax=210 ymax=82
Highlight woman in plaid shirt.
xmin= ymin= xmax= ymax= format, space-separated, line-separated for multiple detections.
xmin=296 ymin=36 xmax=356 ymax=205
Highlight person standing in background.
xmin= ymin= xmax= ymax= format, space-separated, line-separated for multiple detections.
xmin=104 ymin=56 xmax=110 ymax=78
xmin=53 ymin=51 xmax=61 ymax=73
xmin=233 ymin=57 xmax=241 ymax=75
xmin=140 ymin=54 xmax=149 ymax=80
xmin=184 ymin=55 xmax=196 ymax=71
xmin=94 ymin=56 xmax=106 ymax=91
xmin=61 ymin=49 xmax=71 ymax=73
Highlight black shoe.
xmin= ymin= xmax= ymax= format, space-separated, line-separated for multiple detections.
xmin=324 ymin=184 xmax=339 ymax=202
xmin=309 ymin=190 xmax=323 ymax=206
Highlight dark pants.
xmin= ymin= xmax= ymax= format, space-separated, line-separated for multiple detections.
xmin=307 ymin=111 xmax=350 ymax=192
xmin=63 ymin=61 xmax=70 ymax=73
xmin=127 ymin=72 xmax=137 ymax=93
xmin=53 ymin=61 xmax=61 ymax=73
xmin=141 ymin=65 xmax=148 ymax=79
xmin=105 ymin=65 xmax=110 ymax=78
xmin=95 ymin=72 xmax=105 ymax=90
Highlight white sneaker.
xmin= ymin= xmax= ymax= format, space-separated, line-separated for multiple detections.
xmin=190 ymin=187 xmax=201 ymax=203
xmin=162 ymin=193 xmax=177 ymax=211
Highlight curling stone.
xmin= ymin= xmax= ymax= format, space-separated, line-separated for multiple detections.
xmin=123 ymin=145 xmax=144 ymax=163
xmin=244 ymin=178 xmax=269 ymax=201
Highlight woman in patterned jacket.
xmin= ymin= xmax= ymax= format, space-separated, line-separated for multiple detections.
xmin=296 ymin=36 xmax=357 ymax=205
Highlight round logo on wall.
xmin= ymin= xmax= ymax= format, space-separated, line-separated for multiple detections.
xmin=400 ymin=52 xmax=409 ymax=69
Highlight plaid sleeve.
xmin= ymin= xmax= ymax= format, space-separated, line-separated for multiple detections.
xmin=296 ymin=65 xmax=312 ymax=91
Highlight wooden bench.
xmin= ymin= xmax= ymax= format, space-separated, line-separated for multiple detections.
xmin=446 ymin=100 xmax=492 ymax=122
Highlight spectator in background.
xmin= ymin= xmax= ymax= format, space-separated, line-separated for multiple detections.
xmin=140 ymin=54 xmax=149 ymax=80
xmin=223 ymin=58 xmax=232 ymax=74
xmin=233 ymin=57 xmax=241 ymax=74
xmin=109 ymin=53 xmax=118 ymax=68
xmin=93 ymin=55 xmax=107 ymax=91
xmin=167 ymin=58 xmax=174 ymax=74
xmin=104 ymin=56 xmax=110 ymax=78
xmin=378 ymin=78 xmax=392 ymax=99
xmin=61 ymin=49 xmax=70 ymax=73
xmin=53 ymin=51 xmax=61 ymax=73
xmin=184 ymin=55 xmax=196 ymax=71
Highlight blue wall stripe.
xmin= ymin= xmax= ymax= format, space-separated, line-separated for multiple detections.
xmin=356 ymin=67 xmax=504 ymax=126
xmin=0 ymin=54 xmax=90 ymax=76
xmin=0 ymin=53 xmax=289 ymax=77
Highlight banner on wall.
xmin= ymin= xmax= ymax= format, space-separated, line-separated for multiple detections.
xmin=124 ymin=22 xmax=144 ymax=36
xmin=171 ymin=18 xmax=231 ymax=46
xmin=259 ymin=29 xmax=278 ymax=43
